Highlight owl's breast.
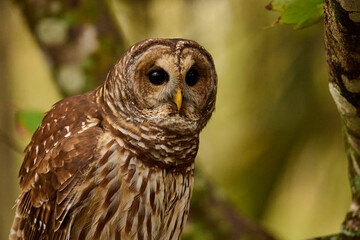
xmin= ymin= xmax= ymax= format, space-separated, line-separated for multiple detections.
xmin=70 ymin=132 xmax=195 ymax=240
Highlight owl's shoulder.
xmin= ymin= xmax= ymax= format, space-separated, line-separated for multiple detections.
xmin=18 ymin=89 xmax=104 ymax=198
xmin=44 ymin=90 xmax=102 ymax=129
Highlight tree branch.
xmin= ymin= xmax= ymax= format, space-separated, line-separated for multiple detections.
xmin=15 ymin=0 xmax=125 ymax=96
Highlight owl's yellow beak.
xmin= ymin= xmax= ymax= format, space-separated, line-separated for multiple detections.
xmin=173 ymin=88 xmax=182 ymax=111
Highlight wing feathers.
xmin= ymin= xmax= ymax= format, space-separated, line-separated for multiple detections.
xmin=11 ymin=92 xmax=103 ymax=240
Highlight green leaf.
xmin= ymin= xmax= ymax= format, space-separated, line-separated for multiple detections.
xmin=16 ymin=110 xmax=44 ymax=134
xmin=266 ymin=0 xmax=295 ymax=12
xmin=266 ymin=0 xmax=324 ymax=29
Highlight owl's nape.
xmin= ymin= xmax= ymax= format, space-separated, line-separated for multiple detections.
xmin=10 ymin=38 xmax=217 ymax=240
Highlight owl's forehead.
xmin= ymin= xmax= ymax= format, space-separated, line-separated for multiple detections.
xmin=128 ymin=38 xmax=213 ymax=64
xmin=155 ymin=50 xmax=194 ymax=71
xmin=134 ymin=44 xmax=204 ymax=70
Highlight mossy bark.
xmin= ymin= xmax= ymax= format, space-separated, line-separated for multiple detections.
xmin=312 ymin=0 xmax=360 ymax=239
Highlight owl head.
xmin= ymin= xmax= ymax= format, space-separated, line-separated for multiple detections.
xmin=104 ymin=38 xmax=217 ymax=134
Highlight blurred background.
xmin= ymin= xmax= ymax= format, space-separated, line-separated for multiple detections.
xmin=0 ymin=0 xmax=350 ymax=239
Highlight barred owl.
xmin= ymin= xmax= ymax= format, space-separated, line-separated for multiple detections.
xmin=10 ymin=38 xmax=217 ymax=240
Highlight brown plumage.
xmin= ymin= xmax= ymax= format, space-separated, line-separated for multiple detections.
xmin=10 ymin=38 xmax=217 ymax=240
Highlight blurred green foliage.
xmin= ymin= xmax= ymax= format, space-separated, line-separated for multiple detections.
xmin=16 ymin=110 xmax=43 ymax=134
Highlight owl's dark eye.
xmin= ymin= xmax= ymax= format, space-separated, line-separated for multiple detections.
xmin=186 ymin=67 xmax=199 ymax=86
xmin=148 ymin=69 xmax=168 ymax=85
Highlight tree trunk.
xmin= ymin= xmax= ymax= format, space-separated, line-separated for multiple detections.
xmin=310 ymin=0 xmax=360 ymax=239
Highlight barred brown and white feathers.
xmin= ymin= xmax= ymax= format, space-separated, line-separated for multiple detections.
xmin=10 ymin=38 xmax=217 ymax=240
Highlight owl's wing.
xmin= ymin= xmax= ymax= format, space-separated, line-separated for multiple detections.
xmin=10 ymin=93 xmax=104 ymax=240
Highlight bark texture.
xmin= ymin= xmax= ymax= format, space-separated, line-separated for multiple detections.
xmin=317 ymin=0 xmax=360 ymax=239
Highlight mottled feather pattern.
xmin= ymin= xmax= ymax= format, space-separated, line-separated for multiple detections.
xmin=10 ymin=38 xmax=217 ymax=240
xmin=69 ymin=131 xmax=194 ymax=239
xmin=11 ymin=91 xmax=104 ymax=240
